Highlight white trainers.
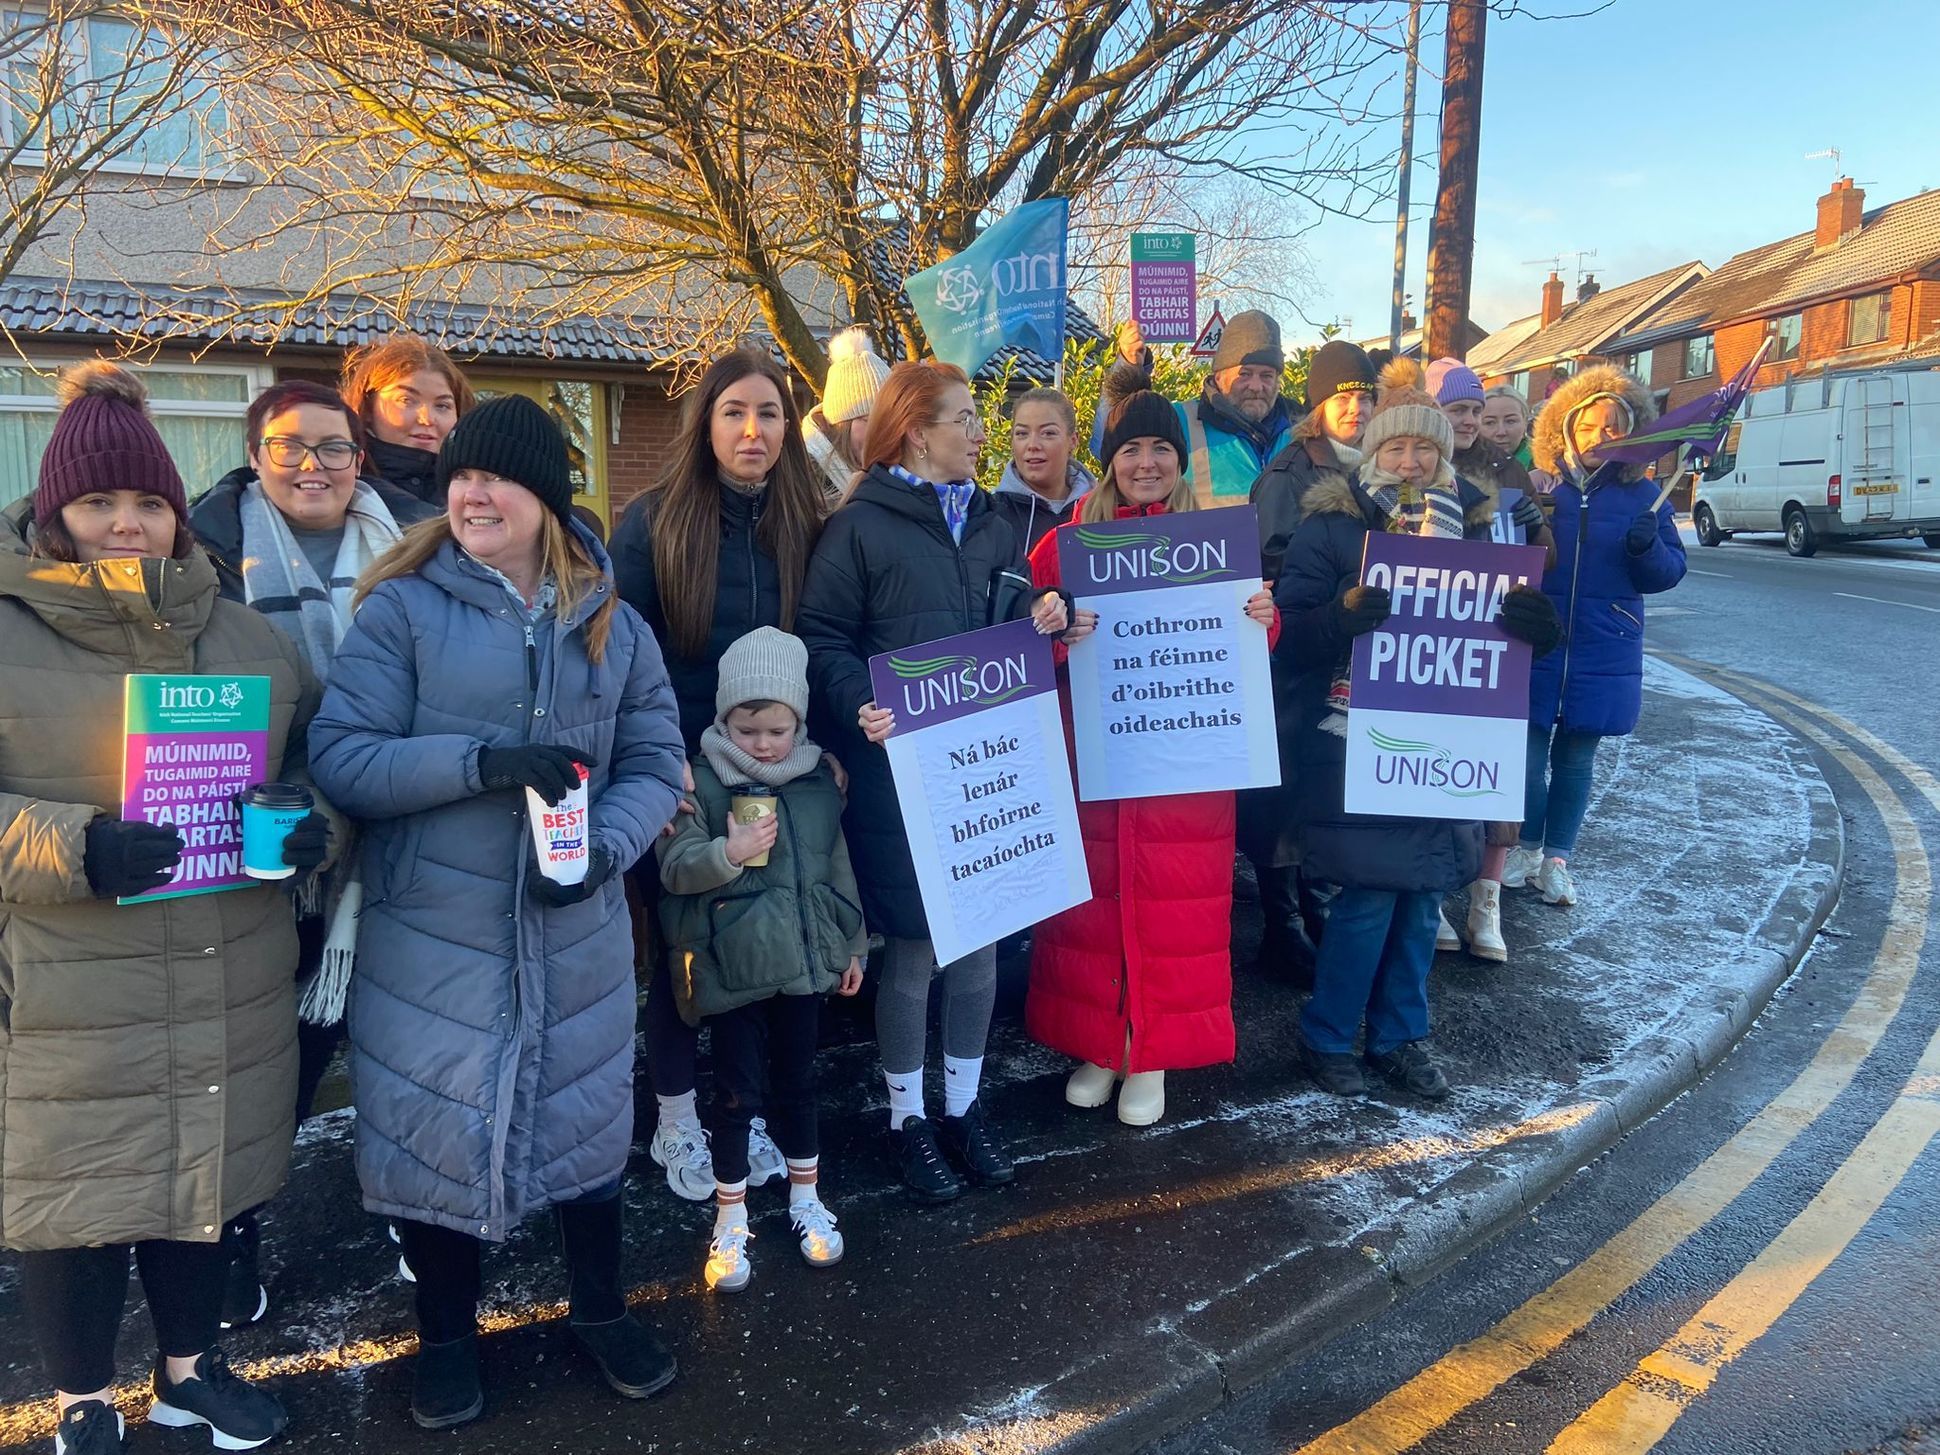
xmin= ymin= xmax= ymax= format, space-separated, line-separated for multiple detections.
xmin=788 ymin=1199 xmax=845 ymax=1267
xmin=1538 ymin=856 xmax=1578 ymax=907
xmin=1435 ymin=907 xmax=1462 ymax=952
xmin=748 ymin=1117 xmax=785 ymax=1187
xmin=1501 ymin=845 xmax=1543 ymax=889
xmin=704 ymin=1222 xmax=753 ymax=1292
xmin=649 ymin=1122 xmax=715 ymax=1202
xmin=1065 ymin=1061 xmax=1117 ymax=1108
xmin=1466 ymin=880 xmax=1507 ymax=962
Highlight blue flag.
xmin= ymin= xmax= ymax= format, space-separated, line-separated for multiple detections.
xmin=906 ymin=198 xmax=1069 ymax=377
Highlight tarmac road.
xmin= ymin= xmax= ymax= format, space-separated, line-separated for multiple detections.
xmin=1156 ymin=530 xmax=1940 ymax=1455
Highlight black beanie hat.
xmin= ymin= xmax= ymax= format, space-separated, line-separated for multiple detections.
xmin=436 ymin=394 xmax=573 ymax=521
xmin=1100 ymin=389 xmax=1189 ymax=476
xmin=1303 ymin=340 xmax=1379 ymax=409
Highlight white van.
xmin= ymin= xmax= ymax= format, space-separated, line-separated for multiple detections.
xmin=1693 ymin=365 xmax=1940 ymax=556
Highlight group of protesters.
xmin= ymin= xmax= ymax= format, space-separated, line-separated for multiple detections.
xmin=0 ymin=311 xmax=1683 ymax=1452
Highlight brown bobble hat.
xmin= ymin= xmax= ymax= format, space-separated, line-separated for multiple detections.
xmin=34 ymin=361 xmax=189 ymax=530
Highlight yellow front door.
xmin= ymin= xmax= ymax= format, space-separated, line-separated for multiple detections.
xmin=469 ymin=375 xmax=612 ymax=529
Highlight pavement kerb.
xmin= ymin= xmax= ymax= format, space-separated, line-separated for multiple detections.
xmin=1031 ymin=659 xmax=1847 ymax=1455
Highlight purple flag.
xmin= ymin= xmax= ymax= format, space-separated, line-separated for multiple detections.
xmin=1585 ymin=339 xmax=1772 ymax=466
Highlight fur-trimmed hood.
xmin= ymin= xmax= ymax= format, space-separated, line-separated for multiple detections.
xmin=1298 ymin=469 xmax=1493 ymax=531
xmin=1532 ymin=365 xmax=1657 ymax=482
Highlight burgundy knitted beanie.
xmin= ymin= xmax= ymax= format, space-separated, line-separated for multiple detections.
xmin=34 ymin=361 xmax=189 ymax=529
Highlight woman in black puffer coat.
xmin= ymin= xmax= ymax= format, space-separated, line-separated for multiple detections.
xmin=798 ymin=360 xmax=1069 ymax=1205
xmin=609 ymin=349 xmax=829 ymax=1208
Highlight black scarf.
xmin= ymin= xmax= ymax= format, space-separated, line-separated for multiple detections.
xmin=365 ymin=438 xmax=442 ymax=505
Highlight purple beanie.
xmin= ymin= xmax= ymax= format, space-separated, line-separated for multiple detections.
xmin=34 ymin=361 xmax=188 ymax=529
xmin=1426 ymin=357 xmax=1485 ymax=407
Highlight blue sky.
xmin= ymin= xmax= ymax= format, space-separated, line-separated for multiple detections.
xmin=1284 ymin=0 xmax=1937 ymax=344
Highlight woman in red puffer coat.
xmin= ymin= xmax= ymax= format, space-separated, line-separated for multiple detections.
xmin=1025 ymin=391 xmax=1279 ymax=1128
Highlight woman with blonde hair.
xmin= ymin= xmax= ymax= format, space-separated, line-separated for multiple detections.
xmin=310 ymin=395 xmax=687 ymax=1430
xmin=340 ymin=335 xmax=477 ymax=505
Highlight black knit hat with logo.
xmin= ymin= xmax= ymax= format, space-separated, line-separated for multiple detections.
xmin=436 ymin=394 xmax=573 ymax=521
xmin=1303 ymin=341 xmax=1379 ymax=409
xmin=1099 ymin=389 xmax=1189 ymax=474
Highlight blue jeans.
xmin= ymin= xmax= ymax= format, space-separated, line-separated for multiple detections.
xmin=1521 ymin=724 xmax=1602 ymax=857
xmin=1300 ymin=888 xmax=1439 ymax=1056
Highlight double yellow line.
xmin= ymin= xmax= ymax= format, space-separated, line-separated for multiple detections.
xmin=1295 ymin=665 xmax=1936 ymax=1455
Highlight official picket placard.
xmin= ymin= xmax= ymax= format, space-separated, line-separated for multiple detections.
xmin=1059 ymin=506 xmax=1278 ymax=801
xmin=1129 ymin=231 xmax=1197 ymax=344
xmin=1344 ymin=534 xmax=1547 ymax=819
xmin=120 ymin=674 xmax=271 ymax=903
xmin=1490 ymin=486 xmax=1527 ymax=545
xmin=869 ymin=619 xmax=1091 ymax=966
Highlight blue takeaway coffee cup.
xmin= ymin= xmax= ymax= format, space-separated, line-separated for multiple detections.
xmin=239 ymin=782 xmax=314 ymax=880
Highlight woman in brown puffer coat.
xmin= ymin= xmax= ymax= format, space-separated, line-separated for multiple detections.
xmin=0 ymin=364 xmax=325 ymax=1455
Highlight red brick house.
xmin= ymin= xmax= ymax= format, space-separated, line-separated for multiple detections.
xmin=1465 ymin=262 xmax=1708 ymax=404
xmin=1604 ymin=180 xmax=1940 ymax=421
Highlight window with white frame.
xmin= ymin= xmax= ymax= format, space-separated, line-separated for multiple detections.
xmin=0 ymin=361 xmax=269 ymax=509
xmin=1628 ymin=350 xmax=1653 ymax=382
xmin=0 ymin=9 xmax=227 ymax=176
xmin=1681 ymin=335 xmax=1715 ymax=380
xmin=1848 ymin=291 xmax=1891 ymax=348
xmin=1767 ymin=313 xmax=1803 ymax=362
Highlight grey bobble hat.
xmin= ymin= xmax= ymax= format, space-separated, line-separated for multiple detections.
xmin=1209 ymin=309 xmax=1285 ymax=374
xmin=716 ymin=627 xmax=810 ymax=723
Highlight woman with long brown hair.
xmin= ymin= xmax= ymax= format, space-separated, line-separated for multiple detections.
xmin=609 ymin=348 xmax=830 ymax=1206
xmin=797 ymin=359 xmax=1070 ymax=1205
xmin=310 ymin=395 xmax=687 ymax=1429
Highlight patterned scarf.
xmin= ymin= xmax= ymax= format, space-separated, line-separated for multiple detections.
xmin=890 ymin=462 xmax=976 ymax=543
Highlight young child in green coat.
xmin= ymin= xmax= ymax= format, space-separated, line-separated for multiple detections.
xmin=659 ymin=628 xmax=866 ymax=1293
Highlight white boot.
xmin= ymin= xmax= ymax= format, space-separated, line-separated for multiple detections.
xmin=1466 ymin=880 xmax=1507 ymax=963
xmin=1435 ymin=906 xmax=1462 ymax=952
xmin=1116 ymin=1070 xmax=1166 ymax=1126
xmin=1065 ymin=1061 xmax=1118 ymax=1108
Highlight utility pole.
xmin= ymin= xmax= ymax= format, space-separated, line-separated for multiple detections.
xmin=1425 ymin=0 xmax=1485 ymax=362
xmin=1388 ymin=0 xmax=1423 ymax=356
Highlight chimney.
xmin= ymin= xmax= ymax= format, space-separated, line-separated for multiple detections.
xmin=1401 ymin=308 xmax=1417 ymax=333
xmin=1577 ymin=273 xmax=1601 ymax=302
xmin=1816 ymin=177 xmax=1865 ymax=248
xmin=1541 ymin=272 xmax=1565 ymax=328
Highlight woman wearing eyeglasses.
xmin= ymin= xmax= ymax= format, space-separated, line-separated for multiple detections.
xmin=798 ymin=360 xmax=1071 ymax=1205
xmin=190 ymin=379 xmax=437 ymax=1328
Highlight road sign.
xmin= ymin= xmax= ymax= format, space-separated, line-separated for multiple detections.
xmin=1130 ymin=231 xmax=1197 ymax=345
xmin=1189 ymin=306 xmax=1227 ymax=358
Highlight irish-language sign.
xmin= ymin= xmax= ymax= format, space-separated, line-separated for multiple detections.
xmin=1059 ymin=506 xmax=1278 ymax=801
xmin=120 ymin=674 xmax=271 ymax=903
xmin=869 ymin=619 xmax=1090 ymax=965
xmin=1344 ymin=534 xmax=1547 ymax=819
xmin=1130 ymin=231 xmax=1197 ymax=344
xmin=1490 ymin=486 xmax=1528 ymax=545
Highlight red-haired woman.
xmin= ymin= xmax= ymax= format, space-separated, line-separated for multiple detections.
xmin=797 ymin=360 xmax=1070 ymax=1205
xmin=609 ymin=349 xmax=829 ymax=1205
xmin=340 ymin=335 xmax=477 ymax=505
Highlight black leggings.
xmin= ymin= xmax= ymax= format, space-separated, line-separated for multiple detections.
xmin=19 ymin=1238 xmax=229 ymax=1394
xmin=396 ymin=1186 xmax=628 ymax=1346
xmin=709 ymin=994 xmax=821 ymax=1185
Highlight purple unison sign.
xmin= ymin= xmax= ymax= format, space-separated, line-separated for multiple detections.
xmin=1344 ymin=533 xmax=1547 ymax=820
xmin=868 ymin=618 xmax=1090 ymax=964
xmin=1129 ymin=231 xmax=1197 ymax=345
xmin=1058 ymin=506 xmax=1278 ymax=801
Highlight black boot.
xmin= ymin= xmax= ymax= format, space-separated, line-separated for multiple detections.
xmin=888 ymin=1116 xmax=965 ymax=1205
xmin=938 ymin=1099 xmax=1015 ymax=1187
xmin=1254 ymin=866 xmax=1316 ymax=991
xmin=411 ymin=1335 xmax=484 ymax=1430
xmin=556 ymin=1195 xmax=678 ymax=1399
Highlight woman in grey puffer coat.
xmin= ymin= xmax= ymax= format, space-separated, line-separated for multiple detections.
xmin=309 ymin=396 xmax=685 ymax=1430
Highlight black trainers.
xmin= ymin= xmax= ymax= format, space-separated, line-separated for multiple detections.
xmin=571 ymin=1313 xmax=678 ymax=1399
xmin=938 ymin=1100 xmax=1016 ymax=1187
xmin=1297 ymin=1037 xmax=1367 ymax=1096
xmin=888 ymin=1116 xmax=964 ymax=1205
xmin=219 ymin=1218 xmax=268 ymax=1331
xmin=410 ymin=1334 xmax=484 ymax=1431
xmin=1365 ymin=1040 xmax=1451 ymax=1100
xmin=149 ymin=1347 xmax=288 ymax=1449
xmin=54 ymin=1400 xmax=123 ymax=1455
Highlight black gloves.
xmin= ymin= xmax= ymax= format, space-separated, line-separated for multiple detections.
xmin=83 ymin=817 xmax=184 ymax=899
xmin=529 ymin=847 xmax=614 ymax=907
xmin=1625 ymin=509 xmax=1661 ymax=556
xmin=280 ymin=812 xmax=331 ymax=889
xmin=1512 ymin=494 xmax=1546 ymax=534
xmin=1497 ymin=585 xmax=1563 ymax=657
xmin=1335 ymin=585 xmax=1392 ymax=638
xmin=479 ymin=745 xmax=599 ymax=806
